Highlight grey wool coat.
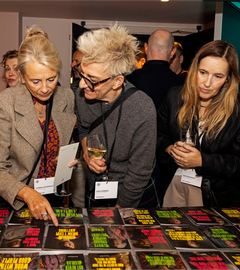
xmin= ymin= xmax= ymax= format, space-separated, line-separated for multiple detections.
xmin=0 ymin=85 xmax=76 ymax=210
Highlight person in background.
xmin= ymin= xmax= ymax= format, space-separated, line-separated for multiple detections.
xmin=75 ymin=24 xmax=156 ymax=208
xmin=1 ymin=50 xmax=19 ymax=87
xmin=169 ymin=42 xmax=188 ymax=81
xmin=127 ymin=29 xmax=183 ymax=109
xmin=157 ymin=40 xmax=240 ymax=207
xmin=0 ymin=26 xmax=77 ymax=225
xmin=70 ymin=50 xmax=83 ymax=94
xmin=69 ymin=49 xmax=87 ymax=208
xmin=135 ymin=44 xmax=146 ymax=69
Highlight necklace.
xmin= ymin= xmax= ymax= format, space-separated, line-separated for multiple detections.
xmin=35 ymin=105 xmax=44 ymax=118
xmin=199 ymin=116 xmax=204 ymax=122
xmin=200 ymin=105 xmax=207 ymax=108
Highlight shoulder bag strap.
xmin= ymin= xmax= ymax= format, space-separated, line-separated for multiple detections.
xmin=89 ymin=87 xmax=138 ymax=132
xmin=26 ymin=96 xmax=53 ymax=186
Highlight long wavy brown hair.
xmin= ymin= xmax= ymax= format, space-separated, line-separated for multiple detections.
xmin=178 ymin=40 xmax=240 ymax=140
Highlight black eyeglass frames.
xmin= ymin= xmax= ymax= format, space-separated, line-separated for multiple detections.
xmin=73 ymin=66 xmax=111 ymax=90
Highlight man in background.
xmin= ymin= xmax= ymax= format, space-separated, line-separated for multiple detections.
xmin=70 ymin=50 xmax=83 ymax=93
xmin=69 ymin=50 xmax=86 ymax=208
xmin=127 ymin=29 xmax=183 ymax=109
xmin=135 ymin=44 xmax=146 ymax=69
xmin=169 ymin=42 xmax=188 ymax=81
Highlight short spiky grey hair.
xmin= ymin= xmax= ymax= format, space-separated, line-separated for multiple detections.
xmin=76 ymin=24 xmax=139 ymax=77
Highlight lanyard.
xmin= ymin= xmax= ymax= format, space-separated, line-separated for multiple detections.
xmin=43 ymin=122 xmax=48 ymax=179
xmin=26 ymin=95 xmax=53 ymax=185
xmin=41 ymin=96 xmax=53 ymax=179
xmin=196 ymin=115 xmax=205 ymax=151
xmin=100 ymin=85 xmax=124 ymax=177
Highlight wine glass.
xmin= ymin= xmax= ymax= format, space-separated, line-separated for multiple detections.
xmin=87 ymin=134 xmax=107 ymax=160
xmin=55 ymin=183 xmax=72 ymax=197
xmin=180 ymin=129 xmax=197 ymax=147
xmin=55 ymin=150 xmax=72 ymax=197
xmin=87 ymin=134 xmax=111 ymax=181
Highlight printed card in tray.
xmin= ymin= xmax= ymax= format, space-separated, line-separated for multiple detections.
xmin=48 ymin=207 xmax=84 ymax=225
xmin=181 ymin=251 xmax=238 ymax=269
xmin=87 ymin=207 xmax=123 ymax=225
xmin=88 ymin=252 xmax=136 ymax=270
xmin=161 ymin=224 xmax=215 ymax=250
xmin=40 ymin=253 xmax=86 ymax=269
xmin=199 ymin=225 xmax=240 ymax=249
xmin=9 ymin=207 xmax=44 ymax=225
xmin=88 ymin=225 xmax=130 ymax=250
xmin=224 ymin=252 xmax=240 ymax=269
xmin=137 ymin=251 xmax=187 ymax=269
xmin=150 ymin=207 xmax=192 ymax=225
xmin=119 ymin=208 xmax=157 ymax=225
xmin=0 ymin=252 xmax=39 ymax=270
xmin=0 ymin=207 xmax=12 ymax=225
xmin=44 ymin=225 xmax=87 ymax=250
xmin=1 ymin=224 xmax=45 ymax=249
xmin=182 ymin=207 xmax=228 ymax=225
xmin=125 ymin=225 xmax=172 ymax=250
xmin=213 ymin=207 xmax=240 ymax=225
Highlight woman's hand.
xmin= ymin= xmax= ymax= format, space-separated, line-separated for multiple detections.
xmin=17 ymin=186 xmax=58 ymax=226
xmin=170 ymin=141 xmax=202 ymax=169
xmin=165 ymin=145 xmax=175 ymax=155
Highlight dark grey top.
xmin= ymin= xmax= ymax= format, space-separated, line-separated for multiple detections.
xmin=76 ymin=80 xmax=157 ymax=207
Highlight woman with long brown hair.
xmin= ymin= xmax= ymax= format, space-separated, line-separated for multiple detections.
xmin=157 ymin=40 xmax=240 ymax=207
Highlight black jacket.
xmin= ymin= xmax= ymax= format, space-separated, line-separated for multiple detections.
xmin=127 ymin=60 xmax=184 ymax=109
xmin=157 ymin=86 xmax=240 ymax=206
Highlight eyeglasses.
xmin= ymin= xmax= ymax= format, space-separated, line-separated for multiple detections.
xmin=73 ymin=66 xmax=111 ymax=90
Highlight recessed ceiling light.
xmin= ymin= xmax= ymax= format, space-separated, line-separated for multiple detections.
xmin=161 ymin=0 xmax=169 ymax=2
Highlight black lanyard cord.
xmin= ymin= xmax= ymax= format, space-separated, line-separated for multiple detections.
xmin=196 ymin=115 xmax=205 ymax=151
xmin=25 ymin=95 xmax=53 ymax=185
xmin=100 ymin=85 xmax=124 ymax=177
xmin=43 ymin=98 xmax=52 ymax=178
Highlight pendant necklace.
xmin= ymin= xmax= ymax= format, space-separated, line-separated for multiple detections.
xmin=199 ymin=102 xmax=207 ymax=121
xmin=35 ymin=105 xmax=44 ymax=118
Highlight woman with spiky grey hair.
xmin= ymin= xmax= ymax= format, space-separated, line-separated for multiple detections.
xmin=75 ymin=24 xmax=156 ymax=208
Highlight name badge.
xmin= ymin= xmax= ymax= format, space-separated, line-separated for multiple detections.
xmin=94 ymin=181 xmax=118 ymax=199
xmin=181 ymin=169 xmax=202 ymax=187
xmin=34 ymin=177 xmax=55 ymax=195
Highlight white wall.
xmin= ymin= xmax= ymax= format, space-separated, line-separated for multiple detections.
xmin=214 ymin=2 xmax=223 ymax=40
xmin=0 ymin=12 xmax=19 ymax=92
xmin=23 ymin=17 xmax=201 ymax=87
xmin=23 ymin=17 xmax=72 ymax=87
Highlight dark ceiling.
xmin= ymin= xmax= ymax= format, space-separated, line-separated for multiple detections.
xmin=0 ymin=0 xmax=216 ymax=25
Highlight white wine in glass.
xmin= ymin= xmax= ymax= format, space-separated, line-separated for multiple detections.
xmin=87 ymin=134 xmax=112 ymax=181
xmin=88 ymin=148 xmax=107 ymax=159
xmin=87 ymin=134 xmax=107 ymax=159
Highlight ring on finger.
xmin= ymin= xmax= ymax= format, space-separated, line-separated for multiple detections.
xmin=41 ymin=212 xmax=48 ymax=218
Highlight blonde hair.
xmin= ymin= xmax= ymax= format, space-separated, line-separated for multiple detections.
xmin=178 ymin=40 xmax=240 ymax=140
xmin=18 ymin=25 xmax=62 ymax=75
xmin=76 ymin=23 xmax=139 ymax=77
